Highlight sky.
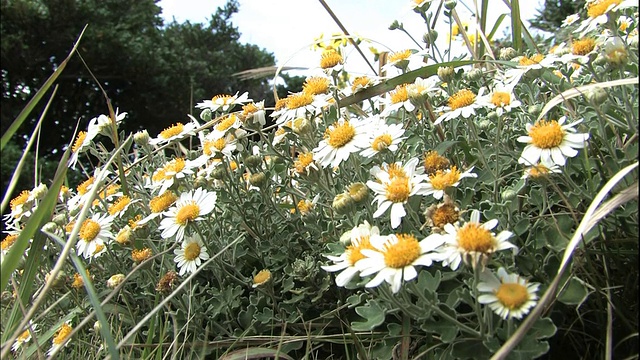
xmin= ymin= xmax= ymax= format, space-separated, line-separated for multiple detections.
xmin=158 ymin=0 xmax=545 ymax=77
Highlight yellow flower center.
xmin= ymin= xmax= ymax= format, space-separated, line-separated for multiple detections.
xmin=214 ymin=115 xmax=238 ymax=132
xmin=159 ymin=123 xmax=184 ymax=139
xmin=17 ymin=328 xmax=31 ymax=343
xmin=71 ymin=272 xmax=84 ymax=288
xmin=491 ymin=92 xmax=512 ymax=107
xmin=229 ymin=161 xmax=238 ymax=171
xmin=448 ymin=89 xmax=476 ymax=110
xmin=325 ymin=121 xmax=355 ymax=148
xmin=348 ymin=182 xmax=368 ymax=203
xmin=528 ymin=164 xmax=550 ymax=178
xmin=529 ymin=120 xmax=564 ymax=149
xmin=519 ymin=54 xmax=545 ymax=66
xmin=93 ymin=184 xmax=121 ymax=207
xmin=372 ymin=134 xmax=393 ymax=151
xmin=183 ymin=242 xmax=202 ymax=261
xmin=320 ymin=49 xmax=343 ymax=69
xmin=346 ymin=236 xmax=373 ymax=265
xmin=383 ymin=234 xmax=421 ymax=268
xmin=108 ymin=195 xmax=131 ymax=215
xmin=430 ymin=166 xmax=461 ymax=190
xmin=424 ymin=151 xmax=450 ymax=175
xmin=253 ymin=269 xmax=272 ymax=286
xmin=152 ymin=158 xmax=186 ymax=182
xmin=587 ymin=0 xmax=622 ymax=18
xmin=77 ymin=177 xmax=95 ymax=195
xmin=352 ymin=76 xmax=372 ymax=91
xmin=390 ymin=84 xmax=409 ymax=104
xmin=385 ymin=176 xmax=410 ymax=203
xmin=1 ymin=234 xmax=18 ymax=251
xmin=431 ymin=203 xmax=459 ymax=228
xmin=294 ymin=153 xmax=315 ymax=174
xmin=389 ymin=49 xmax=412 ymax=63
xmin=65 ymin=221 xmax=76 ymax=233
xmin=303 ymin=77 xmax=330 ymax=95
xmin=132 ymin=248 xmax=152 ymax=262
xmin=93 ymin=243 xmax=105 ymax=255
xmin=149 ymin=191 xmax=177 ymax=213
xmin=212 ymin=94 xmax=234 ymax=104
xmin=286 ymin=92 xmax=314 ymax=109
xmin=72 ymin=131 xmax=87 ymax=153
xmin=386 ymin=163 xmax=407 ymax=179
xmin=53 ymin=323 xmax=72 ymax=345
xmin=457 ymin=222 xmax=495 ymax=253
xmin=79 ymin=219 xmax=101 ymax=242
xmin=242 ymin=102 xmax=259 ymax=116
xmin=495 ymin=282 xmax=529 ymax=309
xmin=176 ymin=202 xmax=200 ymax=225
xmin=275 ymin=98 xmax=288 ymax=111
xmin=297 ymin=199 xmax=313 ymax=215
xmin=572 ymin=38 xmax=596 ymax=55
xmin=116 ymin=227 xmax=132 ymax=245
xmin=10 ymin=190 xmax=30 ymax=212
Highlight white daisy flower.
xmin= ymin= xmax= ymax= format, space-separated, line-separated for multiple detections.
xmin=75 ymin=213 xmax=114 ymax=259
xmin=159 ymin=188 xmax=217 ymax=242
xmin=313 ymin=116 xmax=371 ymax=168
xmin=517 ymin=116 xmax=590 ymax=166
xmin=380 ymin=84 xmax=416 ymax=117
xmin=208 ymin=114 xmax=243 ymax=140
xmin=11 ymin=322 xmax=37 ymax=352
xmin=562 ymin=13 xmax=581 ymax=27
xmin=423 ymin=166 xmax=477 ymax=200
xmin=270 ymin=91 xmax=330 ymax=125
xmin=106 ymin=195 xmax=141 ymax=218
xmin=195 ymin=91 xmax=251 ymax=113
xmin=356 ymin=232 xmax=445 ymax=293
xmin=477 ymin=267 xmax=540 ymax=320
xmin=476 ymin=83 xmax=522 ymax=116
xmin=149 ymin=119 xmax=198 ymax=146
xmin=322 ymin=222 xmax=381 ymax=286
xmin=147 ymin=157 xmax=200 ymax=194
xmin=137 ymin=191 xmax=178 ymax=225
xmin=68 ymin=126 xmax=100 ymax=169
xmin=4 ymin=190 xmax=34 ymax=224
xmin=174 ymin=233 xmax=210 ymax=276
xmin=503 ymin=54 xmax=559 ymax=86
xmin=574 ymin=0 xmax=637 ymax=36
xmin=429 ymin=210 xmax=516 ymax=270
xmin=433 ymin=88 xmax=485 ymax=125
xmin=350 ymin=75 xmax=379 ymax=94
xmin=366 ymin=158 xmax=429 ymax=229
xmin=406 ymin=76 xmax=443 ymax=100
xmin=360 ymin=117 xmax=406 ymax=158
xmin=47 ymin=321 xmax=72 ymax=356
xmin=88 ymin=108 xmax=127 ymax=137
xmin=240 ymin=101 xmax=266 ymax=127
xmin=319 ymin=48 xmax=345 ymax=75
xmin=521 ymin=160 xmax=563 ymax=180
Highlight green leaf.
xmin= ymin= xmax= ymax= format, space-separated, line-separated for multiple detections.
xmin=351 ymin=299 xmax=386 ymax=331
xmin=507 ymin=337 xmax=550 ymax=360
xmin=557 ymin=276 xmax=591 ymax=306
xmin=451 ymin=339 xmax=493 ymax=358
xmin=529 ymin=317 xmax=557 ymax=340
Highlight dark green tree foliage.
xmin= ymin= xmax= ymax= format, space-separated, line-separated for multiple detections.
xmin=1 ymin=0 xmax=275 ymax=158
xmin=529 ymin=0 xmax=587 ymax=33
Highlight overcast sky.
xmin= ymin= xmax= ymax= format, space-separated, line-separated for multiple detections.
xmin=158 ymin=0 xmax=545 ymax=76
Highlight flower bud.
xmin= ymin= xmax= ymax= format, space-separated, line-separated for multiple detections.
xmin=527 ymin=104 xmax=542 ymax=116
xmin=389 ymin=20 xmax=401 ymax=31
xmin=133 ymin=130 xmax=150 ymax=146
xmin=585 ymin=87 xmax=608 ymax=105
xmin=42 ymin=222 xmax=58 ymax=234
xmin=107 ymin=274 xmax=125 ymax=288
xmin=477 ymin=119 xmax=493 ymax=130
xmin=93 ymin=321 xmax=101 ymax=333
xmin=499 ymin=47 xmax=518 ymax=61
xmin=291 ymin=118 xmax=313 ymax=135
xmin=444 ymin=0 xmax=457 ymax=10
xmin=244 ymin=154 xmax=263 ymax=168
xmin=332 ymin=193 xmax=354 ymax=215
xmin=347 ymin=182 xmax=369 ymax=204
xmin=210 ymin=166 xmax=227 ymax=180
xmin=423 ymin=31 xmax=438 ymax=47
xmin=501 ymin=189 xmax=517 ymax=201
xmin=200 ymin=108 xmax=213 ymax=122
xmin=52 ymin=213 xmax=68 ymax=226
xmin=249 ymin=172 xmax=267 ymax=187
xmin=465 ymin=68 xmax=483 ymax=81
xmin=437 ymin=66 xmax=455 ymax=82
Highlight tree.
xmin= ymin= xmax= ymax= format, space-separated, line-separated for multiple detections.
xmin=529 ymin=0 xmax=587 ymax=33
xmin=1 ymin=0 xmax=275 ymax=159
